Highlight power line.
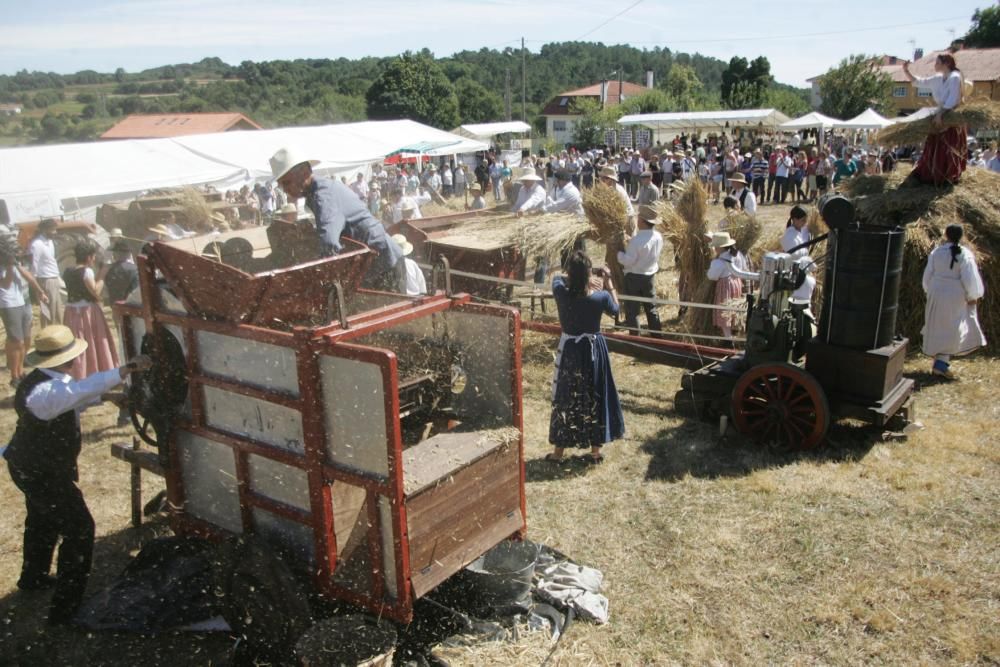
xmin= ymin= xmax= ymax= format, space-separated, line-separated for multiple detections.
xmin=578 ymin=0 xmax=645 ymax=39
xmin=629 ymin=15 xmax=969 ymax=45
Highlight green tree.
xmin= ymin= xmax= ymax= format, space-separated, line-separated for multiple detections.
xmin=818 ymin=54 xmax=893 ymax=120
xmin=114 ymin=67 xmax=127 ymax=83
xmin=721 ymin=56 xmax=771 ymax=108
xmin=570 ymin=97 xmax=613 ymax=147
xmin=365 ymin=53 xmax=459 ymax=129
xmin=765 ymin=86 xmax=811 ymax=117
xmin=453 ymin=77 xmax=504 ymax=123
xmin=662 ymin=64 xmax=703 ymax=109
xmin=39 ymin=113 xmax=67 ymax=140
xmin=963 ymin=6 xmax=1000 ymax=47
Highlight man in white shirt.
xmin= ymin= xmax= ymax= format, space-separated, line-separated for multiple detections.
xmin=29 ymin=219 xmax=62 ymax=327
xmin=390 ymin=234 xmax=426 ymax=296
xmin=774 ymin=149 xmax=793 ymax=204
xmin=728 ymin=172 xmax=757 ymax=215
xmin=4 ymin=324 xmax=150 ymax=624
xmin=512 ymin=170 xmax=546 ymax=215
xmin=349 ymin=172 xmax=368 ymax=201
xmin=544 ymin=171 xmax=584 ymax=216
xmin=617 ymin=204 xmax=663 ymax=335
xmin=425 ymin=164 xmax=442 ymax=193
xmin=389 ymin=189 xmax=432 ymax=224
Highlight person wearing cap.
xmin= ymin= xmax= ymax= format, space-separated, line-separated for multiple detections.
xmin=512 ymin=169 xmax=546 ymax=216
xmin=617 ymin=205 xmax=663 ymax=336
xmin=628 ymin=152 xmax=646 ymax=196
xmin=728 ymin=172 xmax=756 ymax=215
xmin=103 ymin=240 xmax=138 ymax=306
xmin=706 ymin=232 xmax=759 ymax=339
xmin=424 ymin=163 xmax=442 ymax=194
xmin=468 ymin=183 xmax=487 ymax=211
xmin=389 ymin=188 xmax=432 ymax=224
xmin=633 ymin=171 xmax=659 ymax=206
xmin=270 ymin=147 xmax=404 ymax=291
xmin=29 ymin=219 xmax=63 ymax=327
xmin=4 ymin=325 xmax=151 ymax=624
xmin=390 ymin=233 xmax=426 ymax=296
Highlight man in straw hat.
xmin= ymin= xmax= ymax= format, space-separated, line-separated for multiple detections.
xmin=4 ymin=325 xmax=151 ymax=624
xmin=512 ymin=168 xmax=546 ymax=216
xmin=468 ymin=183 xmax=487 ymax=211
xmin=599 ymin=165 xmax=636 ymax=231
xmin=390 ymin=233 xmax=426 ymax=296
xmin=270 ymin=147 xmax=404 ymax=291
xmin=618 ymin=204 xmax=664 ymax=336
xmin=28 ymin=219 xmax=62 ymax=327
xmin=543 ymin=170 xmax=584 ymax=216
xmin=727 ymin=172 xmax=756 ymax=215
xmin=634 ymin=171 xmax=659 ymax=206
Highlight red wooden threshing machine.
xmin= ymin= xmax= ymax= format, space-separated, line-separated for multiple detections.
xmin=112 ymin=235 xmax=526 ymax=623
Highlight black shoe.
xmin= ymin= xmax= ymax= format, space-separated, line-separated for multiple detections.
xmin=17 ymin=574 xmax=56 ymax=591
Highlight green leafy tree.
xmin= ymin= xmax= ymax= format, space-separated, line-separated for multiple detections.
xmin=570 ymin=97 xmax=612 ymax=147
xmin=662 ymin=64 xmax=703 ymax=110
xmin=765 ymin=86 xmax=811 ymax=117
xmin=818 ymin=54 xmax=893 ymax=120
xmin=39 ymin=113 xmax=67 ymax=140
xmin=114 ymin=67 xmax=127 ymax=83
xmin=721 ymin=56 xmax=771 ymax=108
xmin=365 ymin=53 xmax=459 ymax=129
xmin=963 ymin=6 xmax=1000 ymax=47
xmin=453 ymin=77 xmax=504 ymax=123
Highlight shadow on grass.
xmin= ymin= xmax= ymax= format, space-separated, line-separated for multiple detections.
xmin=907 ymin=369 xmax=956 ymax=390
xmin=641 ymin=416 xmax=883 ymax=482
xmin=0 ymin=517 xmax=233 ymax=666
xmin=525 ymin=455 xmax=600 ymax=482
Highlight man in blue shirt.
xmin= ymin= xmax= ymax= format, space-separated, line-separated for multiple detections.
xmin=270 ymin=148 xmax=403 ymax=291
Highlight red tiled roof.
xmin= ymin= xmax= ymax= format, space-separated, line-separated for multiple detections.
xmin=100 ymin=112 xmax=261 ymax=139
xmin=910 ymin=48 xmax=1000 ymax=81
xmin=542 ymin=81 xmax=651 ymax=115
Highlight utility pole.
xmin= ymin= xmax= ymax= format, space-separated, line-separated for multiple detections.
xmin=505 ymin=68 xmax=512 ymax=121
xmin=521 ymin=37 xmax=527 ymax=122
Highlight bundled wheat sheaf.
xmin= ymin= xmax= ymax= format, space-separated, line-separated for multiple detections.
xmin=876 ymin=98 xmax=1000 ymax=146
xmin=844 ymin=168 xmax=1000 ymax=351
xmin=656 ymin=178 xmax=711 ymax=303
xmin=176 ymin=187 xmax=215 ymax=230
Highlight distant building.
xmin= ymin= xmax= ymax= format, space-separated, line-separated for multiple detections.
xmin=808 ymin=48 xmax=1000 ymax=116
xmin=100 ymin=112 xmax=261 ymax=140
xmin=0 ymin=103 xmax=23 ymax=116
xmin=542 ymin=79 xmax=652 ymax=145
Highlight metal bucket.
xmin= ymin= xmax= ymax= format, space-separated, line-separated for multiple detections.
xmin=462 ymin=540 xmax=540 ymax=612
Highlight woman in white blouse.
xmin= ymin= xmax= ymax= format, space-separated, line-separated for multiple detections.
xmin=901 ymin=53 xmax=967 ymax=185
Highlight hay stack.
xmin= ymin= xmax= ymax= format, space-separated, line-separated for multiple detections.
xmin=657 ymin=178 xmax=711 ymax=305
xmin=725 ymin=211 xmax=763 ymax=263
xmin=876 ymin=98 xmax=1000 ymax=146
xmin=583 ymin=182 xmax=630 ymax=291
xmin=176 ymin=187 xmax=214 ymax=231
xmin=843 ymin=168 xmax=1000 ymax=352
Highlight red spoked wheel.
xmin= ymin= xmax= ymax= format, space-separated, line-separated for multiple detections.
xmin=731 ymin=363 xmax=829 ymax=451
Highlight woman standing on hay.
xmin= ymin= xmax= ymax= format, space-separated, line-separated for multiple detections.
xmin=921 ymin=224 xmax=986 ymax=379
xmin=902 ymin=54 xmax=966 ymax=185
xmin=547 ymin=251 xmax=623 ymax=465
xmin=706 ymin=232 xmax=759 ymax=340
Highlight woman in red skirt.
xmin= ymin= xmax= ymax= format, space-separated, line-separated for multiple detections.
xmin=706 ymin=232 xmax=759 ymax=340
xmin=902 ymin=54 xmax=966 ymax=185
xmin=62 ymin=241 xmax=119 ymax=379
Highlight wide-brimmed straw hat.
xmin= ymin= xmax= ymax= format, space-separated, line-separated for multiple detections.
xmin=708 ymin=232 xmax=737 ymax=249
xmin=469 ymin=183 xmax=482 ymax=192
xmin=599 ymin=166 xmax=618 ymax=180
xmin=638 ymin=204 xmax=659 ymax=223
xmin=277 ymin=203 xmax=297 ymax=216
xmin=518 ymin=168 xmax=542 ymax=182
xmin=148 ymin=224 xmax=174 ymax=238
xmin=210 ymin=211 xmax=228 ymax=225
xmin=109 ymin=227 xmax=124 ymax=239
xmin=729 ymin=172 xmax=747 ymax=185
xmin=390 ymin=233 xmax=414 ymax=256
xmin=269 ymin=147 xmax=320 ymax=181
xmin=401 ymin=200 xmax=418 ymax=213
xmin=26 ymin=325 xmax=88 ymax=369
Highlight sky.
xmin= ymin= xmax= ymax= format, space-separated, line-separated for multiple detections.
xmin=0 ymin=0 xmax=987 ymax=87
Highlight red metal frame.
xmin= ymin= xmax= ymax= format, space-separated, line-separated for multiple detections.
xmin=113 ymin=255 xmax=526 ymax=624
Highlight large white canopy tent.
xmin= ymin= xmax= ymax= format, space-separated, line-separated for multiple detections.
xmin=779 ymin=111 xmax=840 ymax=147
xmin=618 ymin=109 xmax=791 ymax=143
xmin=0 ymin=120 xmax=486 ymax=223
xmin=454 ymin=121 xmax=531 ymax=141
xmin=832 ymin=108 xmax=894 ymax=130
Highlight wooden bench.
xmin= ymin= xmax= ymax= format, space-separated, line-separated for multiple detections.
xmin=110 ymin=438 xmax=167 ymax=528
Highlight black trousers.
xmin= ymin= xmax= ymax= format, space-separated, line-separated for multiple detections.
xmin=752 ymin=176 xmax=766 ymax=200
xmin=623 ymin=273 xmax=661 ymax=334
xmin=9 ymin=463 xmax=95 ymax=623
xmin=774 ymin=176 xmax=788 ymax=203
xmin=766 ymin=173 xmax=776 ymax=200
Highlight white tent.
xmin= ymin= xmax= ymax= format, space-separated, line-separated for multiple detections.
xmin=779 ymin=111 xmax=839 ymax=131
xmin=0 ymin=120 xmax=486 ymax=223
xmin=833 ymin=108 xmax=894 ymax=130
xmin=618 ymin=108 xmax=791 ymax=132
xmin=455 ymin=121 xmax=531 ymax=140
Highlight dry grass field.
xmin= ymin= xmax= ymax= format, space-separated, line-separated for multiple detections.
xmin=0 ymin=198 xmax=997 ymax=665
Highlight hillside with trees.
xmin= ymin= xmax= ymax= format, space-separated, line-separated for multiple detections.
xmin=0 ymin=44 xmax=809 ymax=146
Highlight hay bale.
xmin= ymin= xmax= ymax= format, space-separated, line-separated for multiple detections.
xmin=583 ymin=183 xmax=629 ymax=290
xmin=684 ymin=278 xmax=718 ymax=334
xmin=657 ymin=178 xmax=711 ymax=303
xmin=726 ymin=211 xmax=763 ymax=257
xmin=843 ymin=168 xmax=1000 ymax=352
xmin=876 ymin=98 xmax=1000 ymax=146
xmin=176 ymin=187 xmax=214 ymax=231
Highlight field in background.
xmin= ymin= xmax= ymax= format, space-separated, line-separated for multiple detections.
xmin=0 ymin=198 xmax=996 ymax=664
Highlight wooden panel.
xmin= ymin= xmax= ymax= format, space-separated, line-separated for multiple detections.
xmin=402 ymin=430 xmax=519 ymax=497
xmin=405 ymin=444 xmax=522 ymax=598
xmin=806 ymin=337 xmax=907 ymax=403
